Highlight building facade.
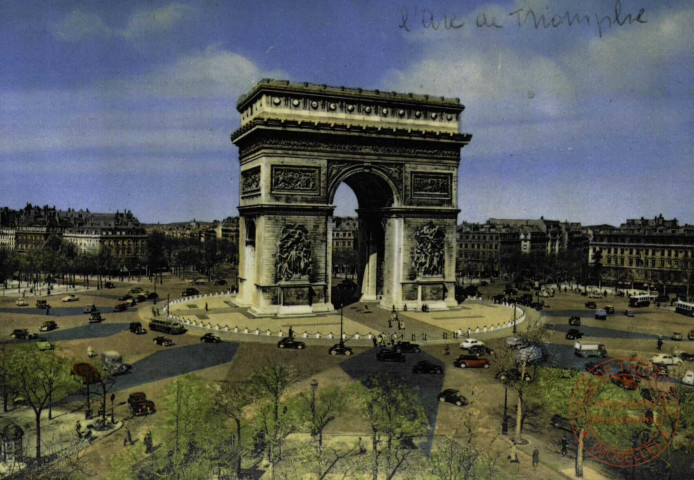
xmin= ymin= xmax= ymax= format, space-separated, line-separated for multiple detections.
xmin=590 ymin=214 xmax=694 ymax=289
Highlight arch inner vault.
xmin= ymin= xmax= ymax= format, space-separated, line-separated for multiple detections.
xmin=231 ymin=80 xmax=472 ymax=316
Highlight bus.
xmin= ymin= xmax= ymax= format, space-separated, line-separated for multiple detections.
xmin=628 ymin=294 xmax=654 ymax=308
xmin=675 ymin=300 xmax=694 ymax=317
xmin=149 ymin=317 xmax=186 ymax=335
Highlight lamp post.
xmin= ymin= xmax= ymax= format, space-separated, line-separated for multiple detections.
xmin=167 ymin=293 xmax=170 ymax=317
xmin=502 ymin=384 xmax=509 ymax=435
xmin=110 ymin=393 xmax=116 ymax=424
xmin=153 ymin=269 xmax=157 ymax=304
xmin=310 ymin=378 xmax=318 ymax=433
xmin=512 ymin=302 xmax=517 ymax=334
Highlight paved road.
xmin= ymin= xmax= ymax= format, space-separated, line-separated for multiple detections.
xmin=0 ymin=306 xmax=132 ymax=317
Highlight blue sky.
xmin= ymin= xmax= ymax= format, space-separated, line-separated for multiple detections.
xmin=0 ymin=0 xmax=692 ymax=225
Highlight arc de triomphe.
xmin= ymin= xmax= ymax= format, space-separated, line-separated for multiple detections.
xmin=231 ymin=79 xmax=471 ymax=316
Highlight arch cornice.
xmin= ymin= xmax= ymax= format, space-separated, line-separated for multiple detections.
xmin=327 ymin=162 xmax=402 ymax=207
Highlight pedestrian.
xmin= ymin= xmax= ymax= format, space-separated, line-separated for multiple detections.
xmin=46 ymin=306 xmax=50 ymax=315
xmin=87 ymin=346 xmax=95 ymax=358
xmin=205 ymin=302 xmax=208 ymax=312
xmin=444 ymin=346 xmax=450 ymax=356
xmin=561 ymin=435 xmax=568 ymax=456
xmin=467 ymin=328 xmax=471 ymax=338
xmin=125 ymin=426 xmax=133 ymax=446
xmin=508 ymin=441 xmax=519 ymax=463
xmin=657 ymin=336 xmax=663 ymax=351
xmin=403 ymin=304 xmax=407 ymax=312
xmin=357 ymin=436 xmax=366 ymax=455
xmin=145 ymin=431 xmax=153 ymax=453
xmin=532 ymin=447 xmax=539 ymax=468
xmin=372 ymin=336 xmax=377 ymax=348
xmin=76 ymin=420 xmax=82 ymax=440
xmin=289 ymin=326 xmax=294 ymax=339
xmin=388 ymin=318 xmax=392 ymax=329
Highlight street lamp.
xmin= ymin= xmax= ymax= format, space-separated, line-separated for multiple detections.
xmin=310 ymin=379 xmax=318 ymax=431
xmin=110 ymin=393 xmax=116 ymax=424
xmin=512 ymin=302 xmax=517 ymax=334
xmin=502 ymin=384 xmax=509 ymax=435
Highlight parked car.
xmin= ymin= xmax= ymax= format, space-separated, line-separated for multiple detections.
xmin=83 ymin=304 xmax=98 ymax=313
xmin=585 ymin=301 xmax=597 ymax=309
xmin=565 ymin=329 xmax=583 ymax=340
xmin=153 ymin=336 xmax=175 ymax=347
xmin=437 ymin=389 xmax=468 ymax=407
xmin=277 ymin=337 xmax=305 ymax=349
xmin=113 ymin=303 xmax=128 ymax=312
xmin=328 ymin=343 xmax=353 ymax=356
xmin=40 ymin=320 xmax=58 ymax=332
xmin=62 ymin=294 xmax=79 ymax=302
xmin=672 ymin=332 xmax=683 ymax=341
xmin=89 ymin=312 xmax=103 ymax=323
xmin=36 ymin=300 xmax=49 ymax=309
xmin=394 ymin=341 xmax=421 ymax=353
xmin=128 ymin=392 xmax=156 ymax=416
xmin=595 ymin=310 xmax=607 ymax=320
xmin=15 ymin=299 xmax=28 ymax=307
xmin=135 ymin=294 xmax=148 ymax=303
xmin=682 ymin=371 xmax=694 ymax=386
xmin=129 ymin=322 xmax=146 ymax=334
xmin=569 ymin=316 xmax=581 ymax=326
xmin=11 ymin=329 xmax=36 ymax=339
xmin=460 ymin=338 xmax=485 ymax=350
xmin=104 ymin=281 xmax=115 ymax=289
xmin=505 ymin=336 xmax=527 ymax=349
xmin=612 ymin=372 xmax=640 ymax=390
xmin=679 ymin=352 xmax=694 ymax=362
xmin=36 ymin=340 xmax=54 ymax=351
xmin=496 ymin=368 xmax=532 ymax=383
xmin=200 ymin=333 xmax=221 ymax=343
xmin=412 ymin=360 xmax=443 ymax=375
xmin=376 ymin=348 xmax=406 ymax=362
xmin=550 ymin=414 xmax=572 ymax=432
xmin=650 ymin=354 xmax=683 ymax=367
xmin=624 ymin=310 xmax=635 ymax=317
xmin=454 ymin=355 xmax=490 ymax=369
xmin=604 ymin=305 xmax=615 ymax=314
xmin=469 ymin=345 xmax=495 ymax=357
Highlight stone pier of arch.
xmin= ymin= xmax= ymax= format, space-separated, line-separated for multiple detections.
xmin=230 ymin=79 xmax=472 ymax=317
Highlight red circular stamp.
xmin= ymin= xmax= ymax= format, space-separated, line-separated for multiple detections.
xmin=569 ymin=357 xmax=679 ymax=468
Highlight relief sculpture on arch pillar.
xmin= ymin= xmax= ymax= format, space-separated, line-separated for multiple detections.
xmin=276 ymin=224 xmax=314 ymax=282
xmin=412 ymin=222 xmax=446 ymax=278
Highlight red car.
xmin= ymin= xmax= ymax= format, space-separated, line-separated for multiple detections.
xmin=454 ymin=355 xmax=490 ymax=369
xmin=611 ymin=372 xmax=639 ymax=390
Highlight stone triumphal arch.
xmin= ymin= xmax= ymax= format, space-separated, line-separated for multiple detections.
xmin=231 ymin=80 xmax=471 ymax=316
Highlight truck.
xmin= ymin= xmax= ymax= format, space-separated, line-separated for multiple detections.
xmin=574 ymin=341 xmax=607 ymax=358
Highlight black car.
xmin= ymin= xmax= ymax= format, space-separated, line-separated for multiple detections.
xmin=147 ymin=292 xmax=159 ymax=300
xmin=129 ymin=322 xmax=146 ymax=334
xmin=105 ymin=282 xmax=115 ymax=289
xmin=376 ymin=349 xmax=406 ymax=362
xmin=277 ymin=337 xmax=305 ymax=349
xmin=153 ymin=336 xmax=175 ymax=347
xmin=412 ymin=360 xmax=443 ymax=375
xmin=469 ymin=345 xmax=495 ymax=357
xmin=89 ymin=312 xmax=103 ymax=323
xmin=679 ymin=353 xmax=694 ymax=362
xmin=201 ymin=333 xmax=222 ymax=343
xmin=214 ymin=279 xmax=228 ymax=286
xmin=550 ymin=414 xmax=572 ymax=432
xmin=566 ymin=329 xmax=583 ymax=340
xmin=11 ymin=329 xmax=36 ymax=340
xmin=181 ymin=288 xmax=199 ymax=297
xmin=394 ymin=341 xmax=421 ymax=353
xmin=496 ymin=368 xmax=532 ymax=383
xmin=585 ymin=301 xmax=597 ymax=309
xmin=569 ymin=316 xmax=581 ymax=326
xmin=328 ymin=343 xmax=353 ymax=356
xmin=118 ymin=294 xmax=132 ymax=301
xmin=438 ymin=389 xmax=468 ymax=407
xmin=40 ymin=320 xmax=58 ymax=332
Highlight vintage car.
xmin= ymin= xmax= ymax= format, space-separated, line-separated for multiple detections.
xmin=328 ymin=343 xmax=353 ymax=356
xmin=277 ymin=337 xmax=304 ymax=349
xmin=438 ymin=389 xmax=468 ymax=407
xmin=62 ymin=294 xmax=79 ymax=302
xmin=412 ymin=360 xmax=443 ymax=375
xmin=40 ymin=320 xmax=58 ymax=332
xmin=454 ymin=355 xmax=490 ymax=369
xmin=15 ymin=299 xmax=28 ymax=307
xmin=128 ymin=392 xmax=156 ymax=416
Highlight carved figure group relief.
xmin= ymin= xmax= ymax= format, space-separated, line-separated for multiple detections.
xmin=276 ymin=224 xmax=314 ymax=281
xmin=411 ymin=172 xmax=451 ymax=198
xmin=412 ymin=222 xmax=446 ymax=277
xmin=272 ymin=167 xmax=319 ymax=193
xmin=241 ymin=167 xmax=261 ymax=195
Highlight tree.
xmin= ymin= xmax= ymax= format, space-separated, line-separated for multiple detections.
xmin=355 ymin=374 xmax=428 ymax=480
xmin=214 ymin=380 xmax=254 ymax=479
xmin=6 ymin=345 xmax=79 ymax=458
xmin=248 ymin=363 xmax=299 ymax=479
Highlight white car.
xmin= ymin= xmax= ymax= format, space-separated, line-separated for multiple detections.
xmin=460 ymin=338 xmax=484 ymax=349
xmin=505 ymin=336 xmax=527 ymax=349
xmin=62 ymin=294 xmax=79 ymax=302
xmin=682 ymin=371 xmax=694 ymax=386
xmin=650 ymin=354 xmax=683 ymax=367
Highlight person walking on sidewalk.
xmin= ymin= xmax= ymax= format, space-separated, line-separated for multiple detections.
xmin=561 ymin=435 xmax=568 ymax=456
xmin=532 ymin=447 xmax=539 ymax=468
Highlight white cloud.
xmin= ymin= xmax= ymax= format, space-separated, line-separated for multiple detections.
xmin=54 ymin=10 xmax=111 ymax=42
xmin=53 ymin=3 xmax=193 ymax=43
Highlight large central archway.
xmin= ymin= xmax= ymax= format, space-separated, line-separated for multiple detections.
xmin=231 ymin=79 xmax=472 ymax=316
